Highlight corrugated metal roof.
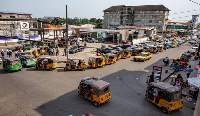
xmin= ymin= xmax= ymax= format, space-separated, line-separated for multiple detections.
xmin=103 ymin=5 xmax=170 ymax=12
xmin=103 ymin=5 xmax=125 ymax=12
xmin=0 ymin=11 xmax=32 ymax=15
xmin=131 ymin=5 xmax=170 ymax=11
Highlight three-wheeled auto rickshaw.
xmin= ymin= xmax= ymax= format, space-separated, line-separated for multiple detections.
xmin=132 ymin=48 xmax=143 ymax=56
xmin=113 ymin=51 xmax=123 ymax=60
xmin=149 ymin=46 xmax=158 ymax=53
xmin=180 ymin=52 xmax=191 ymax=62
xmin=64 ymin=59 xmax=87 ymax=71
xmin=78 ymin=77 xmax=111 ymax=106
xmin=146 ymin=82 xmax=183 ymax=113
xmin=102 ymin=53 xmax=117 ymax=65
xmin=19 ymin=55 xmax=36 ymax=67
xmin=88 ymin=56 xmax=105 ymax=68
xmin=157 ymin=45 xmax=164 ymax=52
xmin=39 ymin=46 xmax=48 ymax=55
xmin=121 ymin=50 xmax=131 ymax=59
xmin=3 ymin=57 xmax=22 ymax=72
xmin=35 ymin=57 xmax=58 ymax=70
xmin=31 ymin=48 xmax=40 ymax=57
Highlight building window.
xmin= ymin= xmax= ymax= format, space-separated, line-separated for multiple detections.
xmin=135 ymin=20 xmax=141 ymax=23
xmin=10 ymin=16 xmax=15 ymax=18
xmin=0 ymin=15 xmax=1 ymax=17
xmin=148 ymin=20 xmax=153 ymax=23
xmin=10 ymin=24 xmax=15 ymax=28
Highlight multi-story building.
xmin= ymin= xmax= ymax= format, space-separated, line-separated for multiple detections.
xmin=0 ymin=12 xmax=37 ymax=37
xmin=103 ymin=5 xmax=170 ymax=32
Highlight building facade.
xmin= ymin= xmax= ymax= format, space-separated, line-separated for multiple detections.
xmin=103 ymin=5 xmax=170 ymax=32
xmin=0 ymin=12 xmax=37 ymax=37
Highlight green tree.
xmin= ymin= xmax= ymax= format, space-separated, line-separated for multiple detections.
xmin=81 ymin=18 xmax=89 ymax=24
xmin=51 ymin=17 xmax=65 ymax=25
xmin=95 ymin=18 xmax=103 ymax=28
xmin=73 ymin=18 xmax=81 ymax=26
xmin=197 ymin=23 xmax=200 ymax=28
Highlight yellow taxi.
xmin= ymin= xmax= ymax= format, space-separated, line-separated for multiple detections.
xmin=134 ymin=52 xmax=152 ymax=62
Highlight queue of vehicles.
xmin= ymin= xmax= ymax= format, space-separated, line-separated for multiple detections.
xmin=1 ymin=37 xmax=196 ymax=114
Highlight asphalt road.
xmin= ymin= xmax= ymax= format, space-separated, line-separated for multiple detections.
xmin=0 ymin=42 xmax=194 ymax=116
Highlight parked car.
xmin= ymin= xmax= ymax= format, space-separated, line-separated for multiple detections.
xmin=118 ymin=44 xmax=135 ymax=49
xmin=192 ymin=45 xmax=199 ymax=50
xmin=98 ymin=47 xmax=116 ymax=54
xmin=187 ymin=49 xmax=196 ymax=56
xmin=181 ymin=38 xmax=187 ymax=43
xmin=87 ymin=38 xmax=98 ymax=43
xmin=177 ymin=40 xmax=183 ymax=45
xmin=111 ymin=47 xmax=123 ymax=51
xmin=69 ymin=45 xmax=79 ymax=54
xmin=78 ymin=45 xmax=84 ymax=52
xmin=189 ymin=40 xmax=196 ymax=45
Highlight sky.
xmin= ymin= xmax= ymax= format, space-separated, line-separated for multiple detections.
xmin=1 ymin=0 xmax=200 ymax=21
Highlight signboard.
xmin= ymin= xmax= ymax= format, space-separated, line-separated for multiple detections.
xmin=153 ymin=66 xmax=162 ymax=81
xmin=97 ymin=32 xmax=102 ymax=38
xmin=20 ymin=22 xmax=29 ymax=30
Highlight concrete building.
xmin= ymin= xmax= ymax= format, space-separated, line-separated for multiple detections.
xmin=0 ymin=12 xmax=37 ymax=38
xmin=103 ymin=5 xmax=170 ymax=32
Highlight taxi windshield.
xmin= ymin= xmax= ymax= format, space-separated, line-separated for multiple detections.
xmin=138 ymin=53 xmax=146 ymax=57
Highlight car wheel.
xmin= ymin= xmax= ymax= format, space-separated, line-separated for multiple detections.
xmin=161 ymin=107 xmax=169 ymax=114
xmin=94 ymin=102 xmax=100 ymax=107
xmin=23 ymin=64 xmax=27 ymax=68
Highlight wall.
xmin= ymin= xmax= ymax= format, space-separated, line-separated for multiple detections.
xmin=132 ymin=37 xmax=148 ymax=44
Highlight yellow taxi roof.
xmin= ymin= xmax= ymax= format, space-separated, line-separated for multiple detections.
xmin=141 ymin=52 xmax=149 ymax=54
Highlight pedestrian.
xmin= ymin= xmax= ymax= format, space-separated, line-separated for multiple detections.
xmin=6 ymin=49 xmax=9 ymax=57
xmin=15 ymin=51 xmax=18 ymax=58
xmin=8 ymin=49 xmax=12 ymax=58
xmin=175 ymin=80 xmax=181 ymax=88
xmin=186 ymin=65 xmax=193 ymax=78
xmin=147 ymin=72 xmax=154 ymax=84
xmin=56 ymin=46 xmax=59 ymax=56
xmin=53 ymin=47 xmax=55 ymax=55
xmin=1 ymin=49 xmax=4 ymax=57
xmin=63 ymin=48 xmax=66 ymax=56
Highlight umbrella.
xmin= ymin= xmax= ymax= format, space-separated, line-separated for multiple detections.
xmin=187 ymin=77 xmax=200 ymax=89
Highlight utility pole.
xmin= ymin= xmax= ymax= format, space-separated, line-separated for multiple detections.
xmin=65 ymin=5 xmax=69 ymax=60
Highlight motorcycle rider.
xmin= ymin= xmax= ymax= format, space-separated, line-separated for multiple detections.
xmin=163 ymin=57 xmax=170 ymax=66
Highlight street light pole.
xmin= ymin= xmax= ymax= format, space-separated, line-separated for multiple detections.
xmin=65 ymin=5 xmax=69 ymax=60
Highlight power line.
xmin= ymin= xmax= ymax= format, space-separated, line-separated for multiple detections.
xmin=169 ymin=9 xmax=200 ymax=15
xmin=189 ymin=0 xmax=200 ymax=5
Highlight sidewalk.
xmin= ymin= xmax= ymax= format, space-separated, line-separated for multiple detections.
xmin=163 ymin=59 xmax=199 ymax=110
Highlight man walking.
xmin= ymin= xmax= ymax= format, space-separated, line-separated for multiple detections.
xmin=1 ymin=49 xmax=4 ymax=58
xmin=186 ymin=65 xmax=193 ymax=78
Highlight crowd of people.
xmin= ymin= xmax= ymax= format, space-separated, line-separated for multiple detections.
xmin=1 ymin=49 xmax=13 ymax=58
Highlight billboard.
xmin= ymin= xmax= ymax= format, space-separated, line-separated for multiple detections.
xmin=153 ymin=66 xmax=162 ymax=81
xmin=97 ymin=32 xmax=102 ymax=38
xmin=20 ymin=22 xmax=29 ymax=30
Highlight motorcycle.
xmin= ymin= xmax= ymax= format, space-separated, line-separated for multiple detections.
xmin=163 ymin=60 xmax=169 ymax=66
